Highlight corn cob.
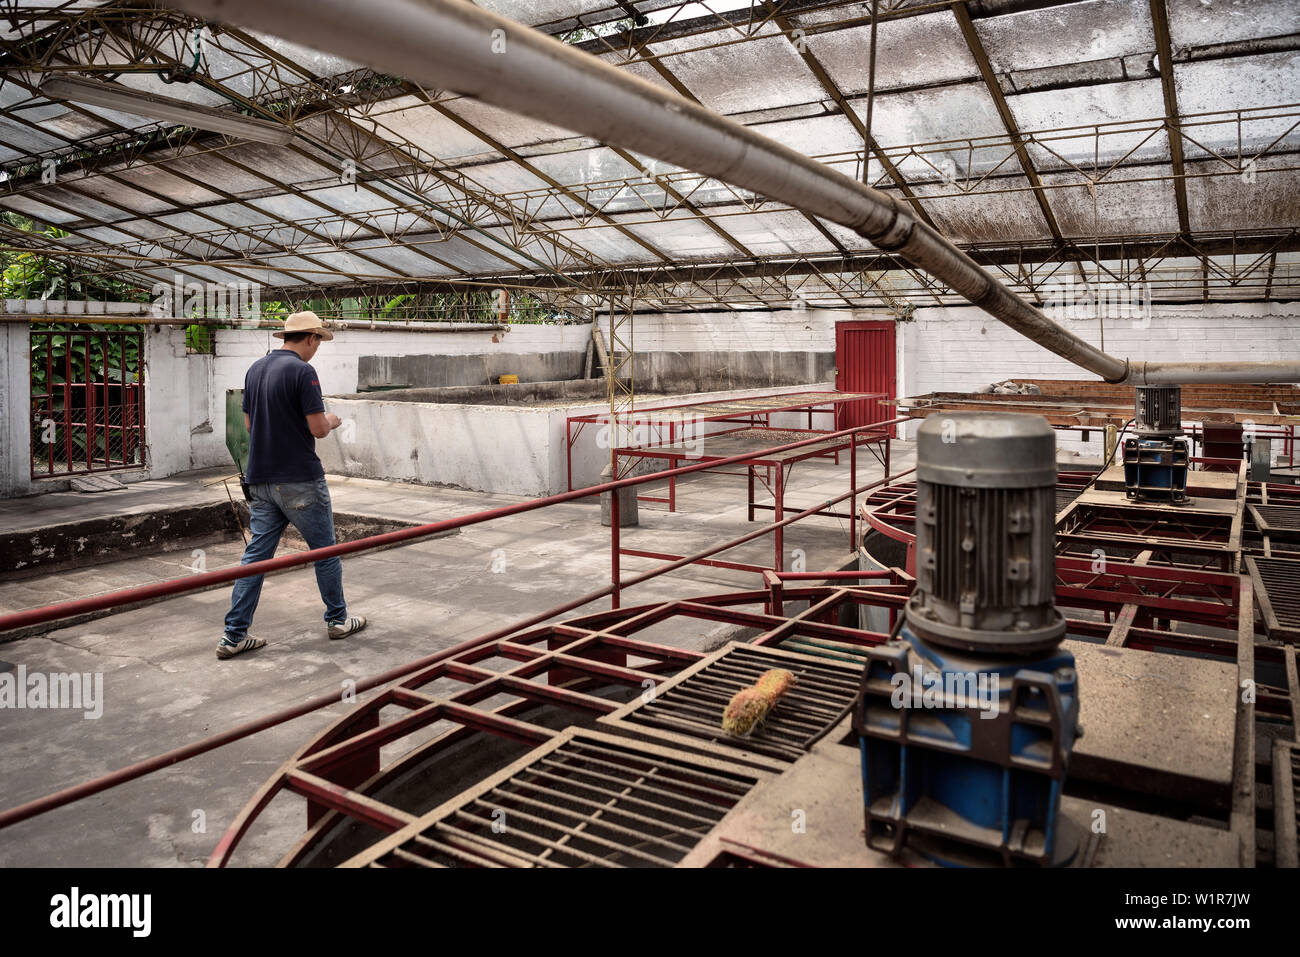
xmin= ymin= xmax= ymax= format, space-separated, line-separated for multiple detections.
xmin=720 ymin=668 xmax=796 ymax=736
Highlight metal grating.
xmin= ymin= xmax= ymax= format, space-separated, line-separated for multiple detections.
xmin=1250 ymin=505 xmax=1300 ymax=541
xmin=346 ymin=730 xmax=764 ymax=869
xmin=1274 ymin=740 xmax=1299 ymax=869
xmin=1246 ymin=556 xmax=1300 ymax=643
xmin=607 ymin=643 xmax=861 ymax=764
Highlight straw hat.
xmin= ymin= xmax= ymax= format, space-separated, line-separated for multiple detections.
xmin=273 ymin=310 xmax=334 ymax=341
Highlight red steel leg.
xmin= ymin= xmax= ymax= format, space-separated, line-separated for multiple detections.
xmin=774 ymin=464 xmax=784 ymax=572
xmin=850 ymin=435 xmax=857 ymax=551
xmin=611 ymin=483 xmax=621 ymax=609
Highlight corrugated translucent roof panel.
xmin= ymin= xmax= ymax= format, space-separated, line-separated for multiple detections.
xmin=303 ymin=249 xmax=408 ymax=280
xmin=350 ymin=97 xmax=498 ymax=163
xmin=524 ymin=145 xmax=641 ymax=190
xmin=110 ymin=165 xmax=226 ymax=206
xmin=1010 ymin=80 xmax=1171 ymax=171
xmin=246 ymin=192 xmax=338 ymax=223
xmin=807 ymin=12 xmax=981 ymax=94
xmin=0 ymin=195 xmax=81 ymax=224
xmin=849 ymin=83 xmax=1011 ymax=179
xmin=0 ymin=118 xmax=69 ymax=156
xmin=974 ymin=0 xmax=1156 ymax=70
xmin=1174 ymin=52 xmax=1300 ymax=158
xmin=1184 ymin=156 xmax=1300 ymax=231
xmin=1040 ymin=169 xmax=1179 ymax=237
xmin=154 ymin=145 xmax=331 ymax=195
xmin=425 ymin=231 xmax=536 ymax=272
xmin=14 ymin=100 xmax=116 ymax=142
xmin=157 ymin=206 xmax=274 ymax=231
xmin=613 ymin=210 xmax=740 ymax=259
xmin=748 ymin=114 xmax=867 ymax=159
xmin=455 ymin=158 xmax=552 ymax=196
xmin=475 ymin=0 xmax=615 ymax=29
xmin=438 ymin=97 xmax=581 ymax=148
xmin=645 ymin=25 xmax=825 ymax=115
xmin=1167 ymin=0 xmax=1300 ymax=46
xmin=539 ymin=219 xmax=662 ymax=264
xmin=913 ymin=176 xmax=1053 ymax=242
xmin=346 ymin=234 xmax=458 ymax=274
xmin=27 ymin=185 xmax=139 ymax=223
xmin=704 ymin=206 xmax=839 ymax=254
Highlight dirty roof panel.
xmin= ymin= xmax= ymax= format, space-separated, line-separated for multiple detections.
xmin=912 ymin=175 xmax=1054 ymax=243
xmin=1185 ymin=156 xmax=1300 ymax=232
xmin=974 ymin=0 xmax=1157 ymax=71
xmin=0 ymin=0 xmax=1291 ymax=306
xmin=645 ymin=25 xmax=827 ymax=115
xmin=354 ymin=102 xmax=498 ymax=164
xmin=614 ymin=209 xmax=742 ymax=259
xmin=1041 ymin=169 xmax=1180 ymax=238
xmin=1166 ymin=0 xmax=1300 ymax=47
xmin=1174 ymin=52 xmax=1300 ymax=157
xmin=807 ymin=12 xmax=982 ymax=94
xmin=1011 ymin=79 xmax=1171 ymax=170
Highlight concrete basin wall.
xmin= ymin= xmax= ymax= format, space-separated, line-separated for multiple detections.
xmin=317 ymin=383 xmax=834 ymax=497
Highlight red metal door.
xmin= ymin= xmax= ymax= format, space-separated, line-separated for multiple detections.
xmin=835 ymin=320 xmax=896 ymax=435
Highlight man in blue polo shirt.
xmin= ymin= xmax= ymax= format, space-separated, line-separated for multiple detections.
xmin=218 ymin=311 xmax=367 ymax=660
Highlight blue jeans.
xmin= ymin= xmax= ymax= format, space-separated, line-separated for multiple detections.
xmin=224 ymin=478 xmax=347 ymax=640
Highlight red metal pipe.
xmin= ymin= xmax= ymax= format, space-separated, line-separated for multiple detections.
xmin=0 ymin=421 xmax=899 ymax=633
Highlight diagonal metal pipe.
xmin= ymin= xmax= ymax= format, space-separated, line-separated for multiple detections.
xmin=169 ymin=0 xmax=1298 ymax=386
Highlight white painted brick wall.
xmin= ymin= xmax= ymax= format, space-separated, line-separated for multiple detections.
xmin=906 ymin=302 xmax=1300 ymax=396
xmin=596 ymin=308 xmax=879 ymax=352
xmin=903 ymin=301 xmax=1300 ymax=455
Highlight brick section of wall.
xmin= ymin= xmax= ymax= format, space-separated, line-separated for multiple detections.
xmin=906 ymin=302 xmax=1300 ymax=396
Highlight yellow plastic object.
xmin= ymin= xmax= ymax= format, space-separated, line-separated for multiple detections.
xmin=498 ymin=374 xmax=519 ymax=385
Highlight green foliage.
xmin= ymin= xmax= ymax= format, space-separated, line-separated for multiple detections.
xmin=262 ymin=291 xmax=578 ymax=325
xmin=2 ymin=212 xmax=150 ymax=303
xmin=30 ymin=327 xmax=142 ymax=396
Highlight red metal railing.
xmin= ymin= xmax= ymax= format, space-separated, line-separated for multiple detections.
xmin=0 ymin=420 xmax=910 ymax=832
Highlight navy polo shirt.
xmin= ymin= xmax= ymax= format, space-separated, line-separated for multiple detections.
xmin=241 ymin=349 xmax=326 ymax=484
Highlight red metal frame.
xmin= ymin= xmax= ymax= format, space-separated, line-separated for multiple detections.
xmin=4 ymin=407 xmax=1291 ymax=868
xmin=29 ymin=328 xmax=146 ymax=478
xmin=564 ymin=390 xmax=883 ymax=492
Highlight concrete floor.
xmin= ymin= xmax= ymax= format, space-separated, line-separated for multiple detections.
xmin=0 ymin=441 xmax=912 ymax=866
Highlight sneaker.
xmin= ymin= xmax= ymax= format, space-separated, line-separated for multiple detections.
xmin=216 ymin=636 xmax=266 ymax=660
xmin=327 ymin=615 xmax=367 ymax=640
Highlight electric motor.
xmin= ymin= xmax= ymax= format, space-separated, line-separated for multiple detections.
xmin=906 ymin=412 xmax=1065 ymax=655
xmin=1134 ymin=385 xmax=1182 ymax=437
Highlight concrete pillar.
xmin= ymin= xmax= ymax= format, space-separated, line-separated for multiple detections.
xmin=1251 ymin=438 xmax=1271 ymax=483
xmin=0 ymin=324 xmax=32 ymax=498
xmin=599 ymin=463 xmax=638 ymax=527
xmin=143 ymin=326 xmax=193 ymax=480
